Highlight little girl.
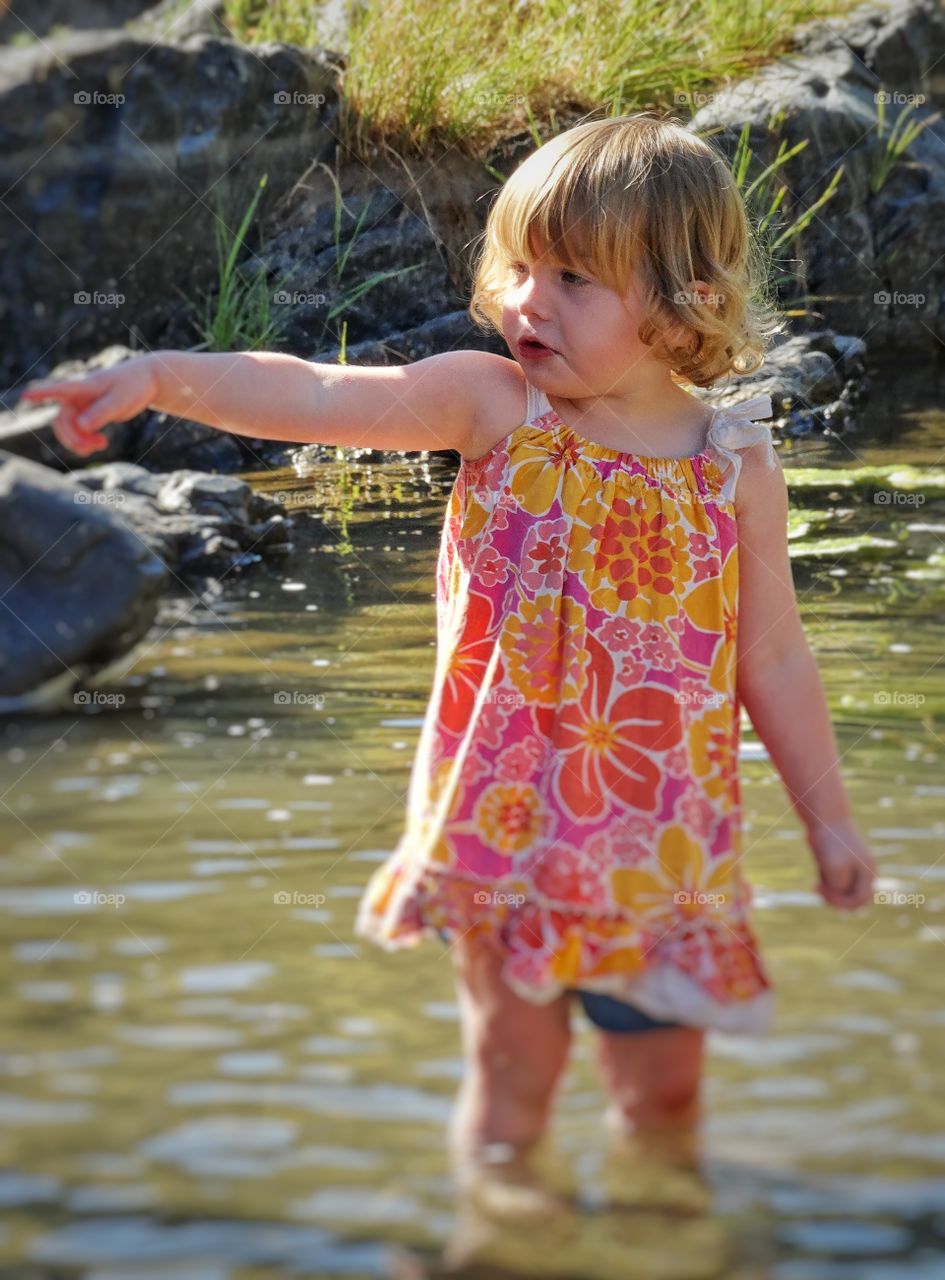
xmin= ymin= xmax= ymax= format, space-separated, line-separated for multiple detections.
xmin=23 ymin=112 xmax=877 ymax=1184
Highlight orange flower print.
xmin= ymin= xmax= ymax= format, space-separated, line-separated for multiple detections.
xmin=611 ymin=824 xmax=735 ymax=927
xmin=474 ymin=782 xmax=548 ymax=855
xmin=689 ymin=703 xmax=738 ymax=802
xmin=570 ymin=490 xmax=693 ymax=620
xmin=683 ymin=541 xmax=737 ymax=693
xmin=504 ymin=594 xmax=589 ymax=706
xmin=508 ymin=432 xmax=592 ymax=519
xmin=551 ymin=632 xmax=683 ymax=821
xmin=440 ymin=590 xmax=496 ymax=734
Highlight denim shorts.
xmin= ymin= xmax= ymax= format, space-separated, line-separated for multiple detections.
xmin=571 ymin=988 xmax=683 ymax=1034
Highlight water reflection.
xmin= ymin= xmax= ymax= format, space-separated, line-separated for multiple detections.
xmin=1 ymin=357 xmax=944 ymax=1276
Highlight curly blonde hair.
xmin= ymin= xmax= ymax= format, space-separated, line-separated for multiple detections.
xmin=468 ymin=112 xmax=787 ymax=389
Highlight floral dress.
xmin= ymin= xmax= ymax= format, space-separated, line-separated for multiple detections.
xmin=354 ymin=379 xmax=782 ymax=1035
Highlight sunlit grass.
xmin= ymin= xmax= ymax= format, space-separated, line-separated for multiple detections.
xmin=223 ymin=0 xmax=867 ymax=160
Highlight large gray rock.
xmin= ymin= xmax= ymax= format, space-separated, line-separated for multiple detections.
xmin=0 ymin=28 xmax=343 ymax=387
xmin=0 ymin=451 xmax=168 ymax=708
xmin=689 ymin=0 xmax=945 ymax=347
xmin=0 ymin=452 xmax=295 ymax=710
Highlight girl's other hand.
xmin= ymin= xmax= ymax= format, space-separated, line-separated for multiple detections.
xmin=18 ymin=355 xmax=158 ymax=457
xmin=808 ymin=818 xmax=877 ymax=911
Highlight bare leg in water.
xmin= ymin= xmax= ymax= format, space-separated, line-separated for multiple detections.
xmin=446 ymin=929 xmax=574 ymax=1214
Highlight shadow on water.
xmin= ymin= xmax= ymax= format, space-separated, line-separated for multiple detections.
xmin=2 ymin=353 xmax=945 ymax=1277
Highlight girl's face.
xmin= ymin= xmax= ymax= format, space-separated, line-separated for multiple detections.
xmin=499 ymin=232 xmax=666 ymax=400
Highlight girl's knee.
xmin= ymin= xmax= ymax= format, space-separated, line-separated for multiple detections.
xmin=596 ymin=1026 xmax=704 ymax=1120
xmin=470 ymin=1017 xmax=570 ymax=1099
xmin=609 ymin=1062 xmax=703 ymax=1131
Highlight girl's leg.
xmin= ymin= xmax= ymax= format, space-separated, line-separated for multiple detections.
xmin=448 ymin=928 xmax=573 ymax=1159
xmin=593 ymin=1022 xmax=706 ymax=1162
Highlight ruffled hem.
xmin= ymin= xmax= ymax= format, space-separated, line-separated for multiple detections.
xmin=354 ymin=859 xmax=776 ymax=1037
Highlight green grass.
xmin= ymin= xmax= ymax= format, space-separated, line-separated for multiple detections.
xmin=223 ymin=0 xmax=869 ymax=161
xmin=870 ymin=91 xmax=942 ymax=193
xmin=178 ymin=171 xmax=423 ymax=354
xmin=180 ymin=174 xmax=295 ymax=353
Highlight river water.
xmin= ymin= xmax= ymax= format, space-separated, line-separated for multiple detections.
xmin=1 ymin=354 xmax=944 ymax=1277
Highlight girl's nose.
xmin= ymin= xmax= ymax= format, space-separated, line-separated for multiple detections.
xmin=517 ymin=273 xmax=551 ymax=320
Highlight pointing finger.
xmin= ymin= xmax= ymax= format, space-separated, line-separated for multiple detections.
xmin=21 ymin=379 xmax=87 ymax=403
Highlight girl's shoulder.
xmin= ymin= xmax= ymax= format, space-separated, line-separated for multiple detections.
xmin=460 ymin=358 xmax=529 ymax=463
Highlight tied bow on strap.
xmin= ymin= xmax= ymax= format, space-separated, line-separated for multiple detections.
xmin=705 ymin=393 xmax=778 ymax=498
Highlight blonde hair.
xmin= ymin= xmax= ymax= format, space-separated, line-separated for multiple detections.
xmin=468 ymin=112 xmax=787 ymax=389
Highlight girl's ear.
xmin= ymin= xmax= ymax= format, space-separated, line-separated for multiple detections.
xmin=665 ymin=279 xmax=718 ymax=353
xmin=681 ymin=279 xmax=718 ymax=311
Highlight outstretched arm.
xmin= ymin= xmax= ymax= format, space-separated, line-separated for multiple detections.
xmin=20 ymin=348 xmax=505 ymax=458
xmin=733 ymin=441 xmax=877 ymax=910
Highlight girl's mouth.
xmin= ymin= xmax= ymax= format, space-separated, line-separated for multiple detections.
xmin=517 ymin=337 xmax=557 ymax=360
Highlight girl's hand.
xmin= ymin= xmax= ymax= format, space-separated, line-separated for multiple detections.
xmin=808 ymin=818 xmax=877 ymax=911
xmin=18 ymin=355 xmax=158 ymax=457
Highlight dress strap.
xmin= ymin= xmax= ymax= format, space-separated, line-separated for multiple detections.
xmin=525 ymin=380 xmax=552 ymax=424
xmin=704 ymin=393 xmax=778 ymax=503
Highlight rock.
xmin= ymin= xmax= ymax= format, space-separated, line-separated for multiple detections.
xmin=74 ymin=460 xmax=296 ymax=575
xmin=246 ymin=190 xmax=457 ymax=356
xmin=0 ymin=451 xmax=168 ymax=709
xmin=0 ymin=1 xmax=152 ymax=43
xmin=0 ymin=28 xmax=344 ymax=387
xmin=700 ymin=329 xmax=869 ymax=439
xmin=0 ymin=451 xmax=295 ymax=710
xmin=689 ymin=0 xmax=945 ymax=348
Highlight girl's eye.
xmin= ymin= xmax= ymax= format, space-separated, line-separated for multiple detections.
xmin=508 ymin=262 xmax=588 ymax=287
